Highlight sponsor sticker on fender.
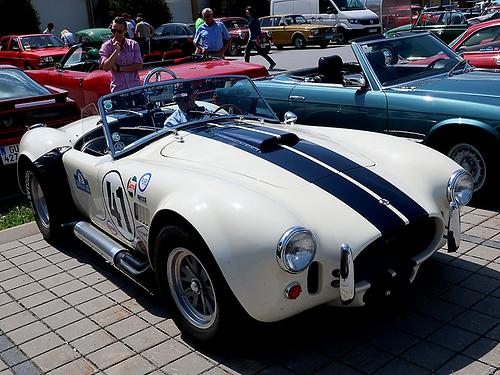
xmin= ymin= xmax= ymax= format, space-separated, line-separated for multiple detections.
xmin=74 ymin=169 xmax=91 ymax=194
xmin=127 ymin=176 xmax=137 ymax=197
xmin=138 ymin=173 xmax=152 ymax=192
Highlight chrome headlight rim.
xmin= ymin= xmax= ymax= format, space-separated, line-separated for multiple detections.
xmin=447 ymin=169 xmax=473 ymax=207
xmin=276 ymin=226 xmax=317 ymax=274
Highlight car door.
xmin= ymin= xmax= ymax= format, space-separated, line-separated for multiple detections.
xmin=269 ymin=17 xmax=287 ymax=46
xmin=455 ymin=24 xmax=500 ymax=69
xmin=287 ymin=83 xmax=388 ymax=133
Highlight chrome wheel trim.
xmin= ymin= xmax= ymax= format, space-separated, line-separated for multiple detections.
xmin=229 ymin=42 xmax=238 ymax=56
xmin=167 ymin=247 xmax=217 ymax=329
xmin=448 ymin=143 xmax=486 ymax=192
xmin=30 ymin=174 xmax=49 ymax=229
xmin=295 ymin=36 xmax=304 ymax=48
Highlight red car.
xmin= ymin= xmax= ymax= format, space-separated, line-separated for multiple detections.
xmin=0 ymin=34 xmax=69 ymax=70
xmin=25 ymin=45 xmax=269 ymax=108
xmin=450 ymin=18 xmax=500 ymax=70
xmin=215 ymin=17 xmax=271 ymax=56
xmin=0 ymin=65 xmax=79 ymax=169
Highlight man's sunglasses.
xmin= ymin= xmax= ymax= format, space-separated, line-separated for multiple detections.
xmin=111 ymin=29 xmax=124 ymax=34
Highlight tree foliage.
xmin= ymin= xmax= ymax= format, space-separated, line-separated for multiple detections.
xmin=0 ymin=0 xmax=40 ymax=34
xmin=95 ymin=0 xmax=172 ymax=28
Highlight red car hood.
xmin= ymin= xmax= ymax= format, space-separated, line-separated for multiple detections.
xmin=138 ymin=58 xmax=268 ymax=80
xmin=24 ymin=47 xmax=69 ymax=57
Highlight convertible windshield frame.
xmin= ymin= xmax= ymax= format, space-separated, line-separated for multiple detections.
xmin=354 ymin=32 xmax=464 ymax=89
xmin=97 ymin=75 xmax=280 ymax=159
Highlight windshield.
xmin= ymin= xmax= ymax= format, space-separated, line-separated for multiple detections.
xmin=359 ymin=34 xmax=463 ymax=87
xmin=223 ymin=18 xmax=248 ymax=29
xmin=332 ymin=0 xmax=365 ymax=11
xmin=284 ymin=15 xmax=309 ymax=25
xmin=98 ymin=76 xmax=278 ymax=158
xmin=20 ymin=35 xmax=65 ymax=49
xmin=0 ymin=68 xmax=50 ymax=100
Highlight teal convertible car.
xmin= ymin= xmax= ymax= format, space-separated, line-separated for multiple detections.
xmin=255 ymin=33 xmax=500 ymax=200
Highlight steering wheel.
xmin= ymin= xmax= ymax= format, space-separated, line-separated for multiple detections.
xmin=213 ymin=104 xmax=244 ymax=115
xmin=426 ymin=58 xmax=448 ymax=70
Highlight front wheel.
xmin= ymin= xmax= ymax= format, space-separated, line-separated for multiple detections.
xmin=227 ymin=41 xmax=239 ymax=56
xmin=155 ymin=226 xmax=247 ymax=345
xmin=319 ymin=41 xmax=330 ymax=49
xmin=336 ymin=29 xmax=347 ymax=44
xmin=25 ymin=168 xmax=65 ymax=241
xmin=445 ymin=139 xmax=494 ymax=200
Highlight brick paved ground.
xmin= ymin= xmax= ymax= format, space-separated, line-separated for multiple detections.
xmin=0 ymin=207 xmax=498 ymax=375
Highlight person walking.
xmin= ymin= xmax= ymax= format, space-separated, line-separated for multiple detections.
xmin=99 ymin=16 xmax=143 ymax=92
xmin=193 ymin=8 xmax=231 ymax=58
xmin=60 ymin=29 xmax=77 ymax=46
xmin=244 ymin=6 xmax=276 ymax=70
xmin=135 ymin=16 xmax=154 ymax=56
xmin=43 ymin=23 xmax=55 ymax=35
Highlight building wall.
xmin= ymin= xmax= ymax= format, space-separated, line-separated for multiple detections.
xmin=167 ymin=0 xmax=210 ymax=23
xmin=32 ymin=0 xmax=90 ymax=35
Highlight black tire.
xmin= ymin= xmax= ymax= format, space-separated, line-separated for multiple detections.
xmin=443 ymin=137 xmax=495 ymax=201
xmin=25 ymin=168 xmax=66 ymax=242
xmin=227 ymin=41 xmax=239 ymax=56
xmin=319 ymin=41 xmax=330 ymax=49
xmin=155 ymin=225 xmax=248 ymax=345
xmin=293 ymin=35 xmax=306 ymax=49
xmin=275 ymin=44 xmax=284 ymax=50
xmin=336 ymin=28 xmax=347 ymax=44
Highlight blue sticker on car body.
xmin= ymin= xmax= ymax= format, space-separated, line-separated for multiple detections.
xmin=138 ymin=173 xmax=152 ymax=192
xmin=74 ymin=169 xmax=91 ymax=194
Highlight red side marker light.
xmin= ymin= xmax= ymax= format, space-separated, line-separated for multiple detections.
xmin=285 ymin=282 xmax=302 ymax=300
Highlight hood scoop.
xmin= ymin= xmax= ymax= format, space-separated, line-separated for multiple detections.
xmin=211 ymin=127 xmax=300 ymax=152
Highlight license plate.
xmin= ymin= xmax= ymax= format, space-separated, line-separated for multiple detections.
xmin=0 ymin=144 xmax=19 ymax=165
xmin=325 ymin=33 xmax=334 ymax=39
xmin=368 ymin=28 xmax=378 ymax=33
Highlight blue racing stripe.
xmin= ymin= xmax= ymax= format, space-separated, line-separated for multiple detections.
xmin=196 ymin=126 xmax=406 ymax=235
xmin=238 ymin=123 xmax=428 ymax=222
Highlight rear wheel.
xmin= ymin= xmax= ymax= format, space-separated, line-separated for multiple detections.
xmin=319 ymin=41 xmax=329 ymax=49
xmin=275 ymin=44 xmax=284 ymax=50
xmin=25 ymin=168 xmax=66 ymax=241
xmin=293 ymin=35 xmax=306 ymax=49
xmin=155 ymin=225 xmax=248 ymax=345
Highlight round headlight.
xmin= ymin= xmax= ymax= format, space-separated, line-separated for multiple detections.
xmin=447 ymin=170 xmax=473 ymax=206
xmin=277 ymin=227 xmax=316 ymax=273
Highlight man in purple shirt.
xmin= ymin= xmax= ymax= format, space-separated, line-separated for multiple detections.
xmin=99 ymin=16 xmax=143 ymax=92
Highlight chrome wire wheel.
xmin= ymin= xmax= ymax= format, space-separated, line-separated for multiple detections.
xmin=448 ymin=143 xmax=486 ymax=192
xmin=30 ymin=174 xmax=50 ymax=229
xmin=167 ymin=247 xmax=217 ymax=329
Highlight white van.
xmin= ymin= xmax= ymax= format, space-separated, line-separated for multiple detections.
xmin=270 ymin=0 xmax=381 ymax=43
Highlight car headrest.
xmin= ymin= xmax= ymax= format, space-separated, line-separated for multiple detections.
xmin=318 ymin=55 xmax=343 ymax=74
xmin=366 ymin=51 xmax=386 ymax=68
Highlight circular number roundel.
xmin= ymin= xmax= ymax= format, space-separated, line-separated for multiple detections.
xmin=102 ymin=171 xmax=135 ymax=241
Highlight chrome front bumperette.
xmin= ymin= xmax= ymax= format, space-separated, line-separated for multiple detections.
xmin=339 ymin=244 xmax=355 ymax=305
xmin=447 ymin=201 xmax=461 ymax=252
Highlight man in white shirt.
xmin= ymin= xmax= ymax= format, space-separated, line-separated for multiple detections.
xmin=164 ymin=83 xmax=208 ymax=127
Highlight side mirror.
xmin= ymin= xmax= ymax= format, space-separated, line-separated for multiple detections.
xmin=284 ymin=111 xmax=297 ymax=125
xmin=343 ymin=73 xmax=367 ymax=88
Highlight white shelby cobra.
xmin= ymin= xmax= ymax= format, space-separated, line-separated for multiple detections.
xmin=17 ymin=74 xmax=473 ymax=344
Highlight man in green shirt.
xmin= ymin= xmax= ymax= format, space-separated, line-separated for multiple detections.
xmin=195 ymin=11 xmax=204 ymax=30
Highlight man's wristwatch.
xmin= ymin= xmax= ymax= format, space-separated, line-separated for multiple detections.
xmin=116 ymin=64 xmax=121 ymax=72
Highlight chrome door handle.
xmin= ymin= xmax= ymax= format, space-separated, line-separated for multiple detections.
xmin=289 ymin=95 xmax=305 ymax=101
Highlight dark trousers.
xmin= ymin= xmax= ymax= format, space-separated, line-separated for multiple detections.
xmin=244 ymin=40 xmax=275 ymax=65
